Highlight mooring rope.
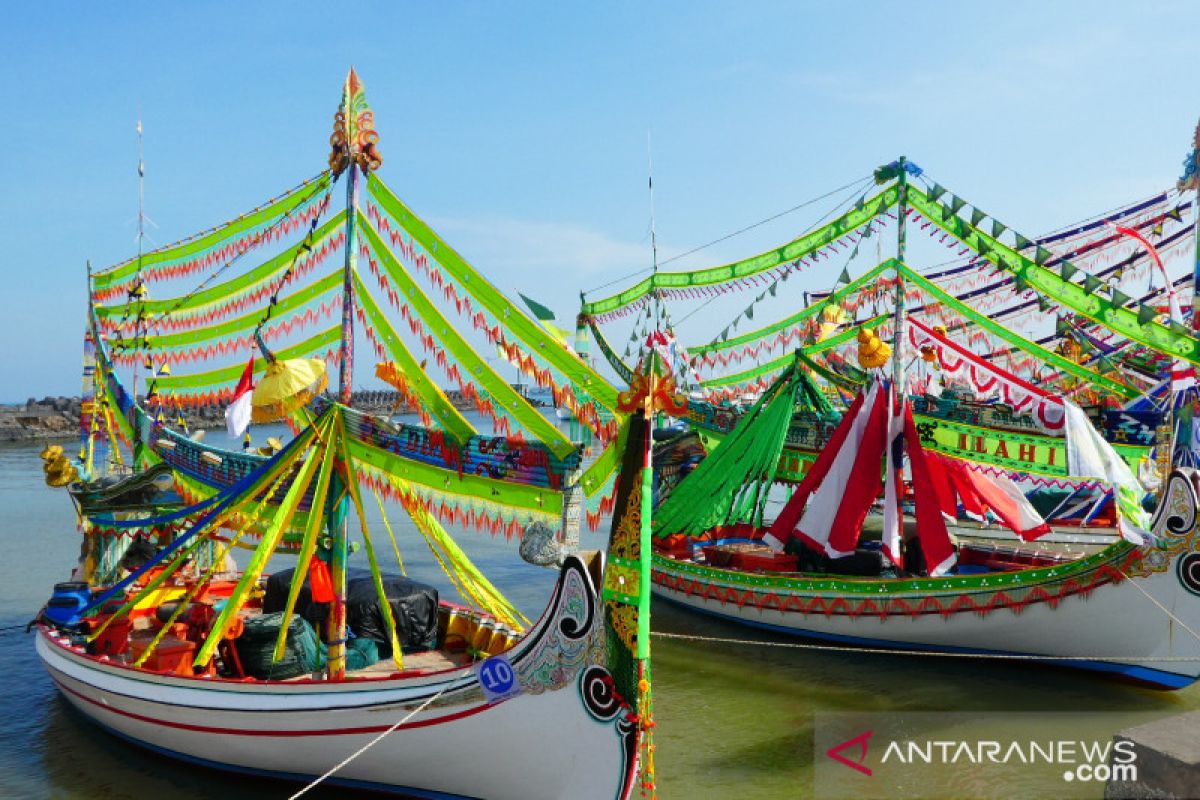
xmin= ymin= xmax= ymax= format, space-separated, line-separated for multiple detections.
xmin=649 ymin=630 xmax=1200 ymax=662
xmin=287 ymin=680 xmax=455 ymax=798
xmin=1118 ymin=568 xmax=1200 ymax=646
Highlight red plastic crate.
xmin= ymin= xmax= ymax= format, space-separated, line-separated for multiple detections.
xmin=730 ymin=551 xmax=799 ymax=573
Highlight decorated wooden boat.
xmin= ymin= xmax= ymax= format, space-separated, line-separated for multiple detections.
xmin=583 ymin=153 xmax=1200 ymax=689
xmin=648 ymin=355 xmax=1200 ymax=689
xmin=651 ymin=469 xmax=1200 ymax=689
xmin=34 ymin=71 xmax=661 ymax=798
xmin=38 ymin=547 xmax=638 ymax=798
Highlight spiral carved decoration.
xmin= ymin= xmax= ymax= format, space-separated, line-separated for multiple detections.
xmin=580 ymin=665 xmax=623 ymax=722
xmin=1178 ymin=553 xmax=1200 ymax=597
xmin=329 ymin=69 xmax=383 ymax=177
xmin=558 ymin=569 xmax=595 ymax=641
xmin=1152 ymin=471 xmax=1198 ymax=540
xmin=581 ymin=665 xmax=640 ymax=798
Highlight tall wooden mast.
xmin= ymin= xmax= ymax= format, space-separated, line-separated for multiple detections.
xmin=329 ymin=68 xmax=383 ymax=404
xmin=892 ymin=156 xmax=909 ymax=391
xmin=325 ymin=69 xmax=383 ymax=679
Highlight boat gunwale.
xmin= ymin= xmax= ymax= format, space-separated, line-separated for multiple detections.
xmin=650 ymin=537 xmax=1143 ymax=599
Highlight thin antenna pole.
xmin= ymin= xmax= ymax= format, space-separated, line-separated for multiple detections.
xmin=647 ymin=132 xmax=662 ymax=339
xmin=137 ymin=117 xmax=146 ymax=262
xmin=132 ymin=116 xmax=146 ymax=410
xmin=648 ymin=132 xmax=659 ymax=275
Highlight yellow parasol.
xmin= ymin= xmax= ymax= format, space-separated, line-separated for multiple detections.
xmin=250 ymin=357 xmax=329 ymax=423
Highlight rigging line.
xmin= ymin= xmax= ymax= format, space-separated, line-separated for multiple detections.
xmin=287 ymin=681 xmax=456 ymax=799
xmin=1117 ymin=567 xmax=1200 ymax=647
xmin=586 ymin=265 xmax=659 ymax=295
xmin=656 ymin=174 xmax=874 ymax=269
xmin=581 ymin=173 xmax=874 ymax=296
xmin=94 ymin=170 xmax=332 ymax=276
xmin=908 ymin=199 xmax=1190 ymax=280
xmin=648 ymin=630 xmax=1200 ymax=662
xmin=907 ymin=193 xmax=1186 ymax=278
xmin=915 ymin=170 xmax=1178 ymax=241
xmin=672 ymin=176 xmax=874 ymax=332
xmin=130 ymin=176 xmax=335 ymax=341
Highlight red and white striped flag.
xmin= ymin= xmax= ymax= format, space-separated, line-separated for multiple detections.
xmin=902 ymin=406 xmax=957 ymax=576
xmin=224 ymin=358 xmax=255 ymax=439
xmin=938 ymin=456 xmax=1051 ymax=541
xmin=793 ymin=381 xmax=888 ymax=558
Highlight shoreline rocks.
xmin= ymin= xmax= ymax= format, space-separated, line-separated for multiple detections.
xmin=0 ymin=389 xmax=540 ymax=444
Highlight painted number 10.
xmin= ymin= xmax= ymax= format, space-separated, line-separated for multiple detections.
xmin=479 ymin=657 xmax=515 ymax=692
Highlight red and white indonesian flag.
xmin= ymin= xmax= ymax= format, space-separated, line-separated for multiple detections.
xmin=769 ymin=380 xmax=888 ymax=558
xmin=902 ymin=403 xmax=957 ymax=576
xmin=1173 ymin=363 xmax=1197 ymax=392
xmin=932 ymin=455 xmax=1051 ymax=542
xmin=766 ymin=381 xmax=957 ymax=576
xmin=224 ymin=358 xmax=255 ymax=439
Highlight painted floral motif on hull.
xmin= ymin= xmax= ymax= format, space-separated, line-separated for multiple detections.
xmin=516 ymin=558 xmax=606 ymax=695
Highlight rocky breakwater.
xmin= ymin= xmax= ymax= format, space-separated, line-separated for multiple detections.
xmin=0 ymin=389 xmax=492 ymax=444
xmin=0 ymin=397 xmax=82 ymax=443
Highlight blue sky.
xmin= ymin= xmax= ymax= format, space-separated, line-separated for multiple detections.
xmin=2 ymin=1 xmax=1198 ymax=398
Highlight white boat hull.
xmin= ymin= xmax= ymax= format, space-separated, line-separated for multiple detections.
xmin=652 ymin=471 xmax=1200 ymax=689
xmin=38 ymin=555 xmax=640 ymax=799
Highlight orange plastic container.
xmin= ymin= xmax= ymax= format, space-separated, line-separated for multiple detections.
xmin=128 ymin=636 xmax=197 ymax=675
xmin=89 ymin=616 xmax=133 ymax=657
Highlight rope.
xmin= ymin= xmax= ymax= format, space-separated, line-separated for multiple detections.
xmin=127 ymin=172 xmax=334 ymax=339
xmin=1118 ymin=568 xmax=1200 ymax=646
xmin=287 ymin=681 xmax=454 ymax=799
xmin=673 ymin=176 xmax=873 ymax=331
xmin=582 ymin=174 xmax=873 ymax=296
xmin=656 ymin=175 xmax=874 ymax=269
xmin=648 ymin=630 xmax=1200 ymax=663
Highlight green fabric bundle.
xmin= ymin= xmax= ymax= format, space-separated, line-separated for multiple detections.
xmin=652 ymin=361 xmax=803 ymax=538
xmin=235 ymin=611 xmax=324 ymax=680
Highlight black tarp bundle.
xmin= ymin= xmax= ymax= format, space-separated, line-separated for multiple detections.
xmin=262 ymin=567 xmax=439 ymax=656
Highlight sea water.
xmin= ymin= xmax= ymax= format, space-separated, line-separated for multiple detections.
xmin=1 ymin=426 xmax=1198 ymax=799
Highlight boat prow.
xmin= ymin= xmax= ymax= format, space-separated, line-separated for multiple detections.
xmin=38 ymin=551 xmax=641 ymax=799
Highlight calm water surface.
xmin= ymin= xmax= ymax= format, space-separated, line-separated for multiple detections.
xmin=1 ymin=433 xmax=1197 ymax=799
